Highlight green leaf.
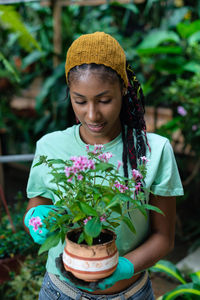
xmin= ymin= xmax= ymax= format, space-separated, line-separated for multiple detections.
xmin=106 ymin=194 xmax=132 ymax=210
xmin=0 ymin=52 xmax=20 ymax=82
xmin=162 ymin=283 xmax=200 ymax=300
xmin=189 ymin=271 xmax=200 ymax=285
xmin=73 ymin=212 xmax=85 ymax=223
xmin=85 ymin=217 xmax=102 ymax=238
xmin=183 ymin=62 xmax=200 ymax=74
xmin=137 ymin=46 xmax=182 ymax=56
xmin=121 ymin=216 xmax=136 ymax=234
xmin=142 ymin=204 xmax=164 ymax=215
xmin=78 ymin=202 xmax=98 ymax=217
xmin=137 ymin=30 xmax=180 ymax=49
xmin=36 ymin=63 xmax=65 ymax=110
xmin=77 ymin=232 xmax=85 ymax=244
xmin=22 ymin=50 xmax=45 ymax=69
xmin=84 ymin=232 xmax=93 ymax=246
xmin=150 ymin=260 xmax=186 ymax=284
xmin=47 ymin=159 xmax=65 ymax=165
xmin=38 ymin=232 xmax=60 ymax=255
xmin=0 ymin=5 xmax=41 ymax=52
xmin=177 ymin=20 xmax=200 ymax=39
xmin=94 ymin=162 xmax=114 ymax=172
xmin=109 ymin=203 xmax=122 ymax=215
xmin=188 ymin=31 xmax=200 ymax=45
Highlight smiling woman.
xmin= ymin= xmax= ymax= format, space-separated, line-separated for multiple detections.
xmin=23 ymin=32 xmax=184 ymax=300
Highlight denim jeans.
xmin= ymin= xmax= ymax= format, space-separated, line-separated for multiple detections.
xmin=39 ymin=272 xmax=155 ymax=300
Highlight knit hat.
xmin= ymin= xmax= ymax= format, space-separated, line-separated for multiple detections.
xmin=65 ymin=32 xmax=128 ymax=87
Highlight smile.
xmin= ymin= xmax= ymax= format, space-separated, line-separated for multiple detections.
xmin=87 ymin=123 xmax=106 ymax=132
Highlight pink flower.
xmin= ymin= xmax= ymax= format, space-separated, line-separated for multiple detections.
xmin=65 ymin=156 xmax=95 ymax=179
xmin=114 ymin=181 xmax=128 ymax=193
xmin=100 ymin=215 xmax=106 ymax=222
xmin=135 ymin=182 xmax=142 ymax=196
xmin=98 ymin=152 xmax=113 ymax=162
xmin=117 ymin=160 xmax=122 ymax=171
xmin=132 ymin=169 xmax=143 ymax=181
xmin=86 ymin=144 xmax=104 ymax=154
xmin=29 ymin=216 xmax=42 ymax=232
xmin=192 ymin=125 xmax=197 ymax=131
xmin=140 ymin=156 xmax=149 ymax=165
xmin=83 ymin=216 xmax=92 ymax=225
xmin=177 ymin=106 xmax=187 ymax=116
xmin=77 ymin=174 xmax=83 ymax=181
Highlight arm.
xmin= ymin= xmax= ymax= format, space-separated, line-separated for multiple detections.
xmin=124 ymin=194 xmax=176 ymax=272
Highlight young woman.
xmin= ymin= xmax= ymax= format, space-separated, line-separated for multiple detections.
xmin=24 ymin=32 xmax=184 ymax=300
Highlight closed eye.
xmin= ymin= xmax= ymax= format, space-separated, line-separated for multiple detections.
xmin=75 ymin=101 xmax=86 ymax=105
xmin=99 ymin=99 xmax=111 ymax=104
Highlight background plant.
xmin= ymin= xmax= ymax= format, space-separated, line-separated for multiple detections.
xmin=0 ymin=253 xmax=46 ymax=300
xmin=0 ymin=201 xmax=35 ymax=259
xmin=150 ymin=260 xmax=200 ymax=300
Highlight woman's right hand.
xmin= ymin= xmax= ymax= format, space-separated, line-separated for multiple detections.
xmin=24 ymin=205 xmax=57 ymax=244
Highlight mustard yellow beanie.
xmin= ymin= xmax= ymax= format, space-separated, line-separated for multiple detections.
xmin=65 ymin=32 xmax=128 ymax=87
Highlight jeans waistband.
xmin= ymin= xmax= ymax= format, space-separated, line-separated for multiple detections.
xmin=49 ymin=271 xmax=148 ymax=300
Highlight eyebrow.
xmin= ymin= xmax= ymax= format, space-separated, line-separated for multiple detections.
xmin=72 ymin=91 xmax=110 ymax=98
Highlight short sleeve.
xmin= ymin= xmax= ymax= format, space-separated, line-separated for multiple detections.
xmin=151 ymin=140 xmax=184 ymax=196
xmin=26 ymin=140 xmax=55 ymax=201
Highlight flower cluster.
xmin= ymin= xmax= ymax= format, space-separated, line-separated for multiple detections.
xmin=86 ymin=144 xmax=104 ymax=154
xmin=65 ymin=156 xmax=95 ymax=181
xmin=98 ymin=152 xmax=113 ymax=163
xmin=29 ymin=216 xmax=42 ymax=233
xmin=114 ymin=181 xmax=129 ymax=193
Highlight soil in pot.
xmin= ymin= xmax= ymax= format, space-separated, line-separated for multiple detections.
xmin=63 ymin=229 xmax=119 ymax=282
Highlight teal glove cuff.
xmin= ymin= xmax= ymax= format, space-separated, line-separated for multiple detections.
xmin=97 ymin=256 xmax=134 ymax=290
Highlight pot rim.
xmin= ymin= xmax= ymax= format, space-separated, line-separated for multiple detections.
xmin=66 ymin=228 xmax=117 ymax=247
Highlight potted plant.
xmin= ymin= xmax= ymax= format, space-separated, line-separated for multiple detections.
xmin=0 ymin=197 xmax=35 ymax=284
xmin=29 ymin=144 xmax=162 ymax=281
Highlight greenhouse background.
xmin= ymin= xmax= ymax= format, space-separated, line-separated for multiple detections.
xmin=0 ymin=0 xmax=200 ymax=299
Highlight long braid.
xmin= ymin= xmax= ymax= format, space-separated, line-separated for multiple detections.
xmin=121 ymin=64 xmax=150 ymax=175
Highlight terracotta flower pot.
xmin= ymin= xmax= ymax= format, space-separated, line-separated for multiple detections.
xmin=62 ymin=228 xmax=119 ymax=282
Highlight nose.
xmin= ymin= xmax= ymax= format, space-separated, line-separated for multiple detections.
xmin=87 ymin=103 xmax=101 ymax=122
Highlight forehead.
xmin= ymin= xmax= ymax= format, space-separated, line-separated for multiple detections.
xmin=69 ymin=69 xmax=122 ymax=94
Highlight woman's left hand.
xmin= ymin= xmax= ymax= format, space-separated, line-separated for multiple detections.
xmin=97 ymin=257 xmax=134 ymax=290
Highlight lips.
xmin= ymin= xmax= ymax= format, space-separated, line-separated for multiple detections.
xmin=87 ymin=123 xmax=106 ymax=132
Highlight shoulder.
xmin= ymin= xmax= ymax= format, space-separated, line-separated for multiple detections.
xmin=146 ymin=132 xmax=169 ymax=146
xmin=35 ymin=125 xmax=79 ymax=157
xmin=146 ymin=132 xmax=171 ymax=151
xmin=37 ymin=125 xmax=77 ymax=146
xmin=145 ymin=132 xmax=174 ymax=161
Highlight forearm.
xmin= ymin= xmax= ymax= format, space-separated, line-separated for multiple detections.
xmin=125 ymin=194 xmax=176 ymax=274
xmin=124 ymin=231 xmax=174 ymax=273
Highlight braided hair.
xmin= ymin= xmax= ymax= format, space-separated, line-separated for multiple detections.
xmin=67 ymin=63 xmax=150 ymax=179
xmin=121 ymin=64 xmax=150 ymax=178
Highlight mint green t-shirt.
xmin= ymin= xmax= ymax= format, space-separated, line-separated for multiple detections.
xmin=27 ymin=125 xmax=184 ymax=275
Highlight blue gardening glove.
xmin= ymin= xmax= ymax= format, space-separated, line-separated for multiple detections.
xmin=24 ymin=205 xmax=57 ymax=244
xmin=97 ymin=257 xmax=134 ymax=290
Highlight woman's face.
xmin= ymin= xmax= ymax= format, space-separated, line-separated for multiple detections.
xmin=70 ymin=69 xmax=123 ymax=145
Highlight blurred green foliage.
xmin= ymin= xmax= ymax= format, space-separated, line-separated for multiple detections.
xmin=0 ymin=0 xmax=199 ymax=154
